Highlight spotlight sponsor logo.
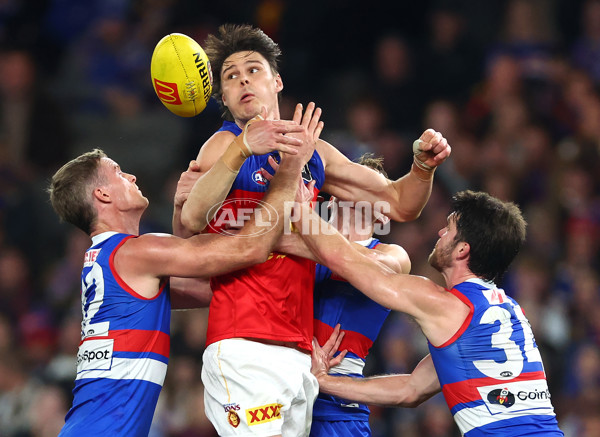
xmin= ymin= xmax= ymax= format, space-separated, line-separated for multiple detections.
xmin=76 ymin=339 xmax=114 ymax=372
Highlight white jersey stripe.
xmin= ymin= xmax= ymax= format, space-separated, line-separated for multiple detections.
xmin=76 ymin=357 xmax=167 ymax=386
xmin=330 ymin=357 xmax=366 ymax=376
xmin=454 ymin=404 xmax=557 ymax=433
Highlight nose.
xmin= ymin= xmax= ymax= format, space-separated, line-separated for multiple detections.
xmin=126 ymin=173 xmax=136 ymax=183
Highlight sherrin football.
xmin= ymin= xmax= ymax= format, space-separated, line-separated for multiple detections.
xmin=151 ymin=33 xmax=213 ymax=117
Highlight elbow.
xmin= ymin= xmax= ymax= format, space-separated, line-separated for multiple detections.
xmin=322 ymin=251 xmax=345 ymax=276
xmin=180 ymin=207 xmax=203 ymax=234
xmin=244 ymin=244 xmax=271 ymax=266
xmin=393 ymin=208 xmax=423 ymax=223
xmin=390 ymin=388 xmax=421 ymax=409
xmin=401 ymin=396 xmax=422 ymax=409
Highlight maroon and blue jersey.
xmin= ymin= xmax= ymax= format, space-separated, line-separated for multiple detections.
xmin=59 ymin=232 xmax=170 ymax=437
xmin=312 ymin=237 xmax=390 ymax=430
xmin=206 ymin=121 xmax=325 ymax=352
xmin=429 ymin=278 xmax=563 ymax=436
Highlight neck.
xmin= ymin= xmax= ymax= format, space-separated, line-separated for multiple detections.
xmin=441 ymin=266 xmax=479 ymax=289
xmin=91 ymin=213 xmax=141 ymax=237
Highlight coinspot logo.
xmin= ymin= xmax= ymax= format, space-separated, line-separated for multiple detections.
xmin=206 ymin=198 xmax=280 ymax=237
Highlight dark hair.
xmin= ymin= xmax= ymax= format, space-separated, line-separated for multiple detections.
xmin=204 ymin=24 xmax=281 ymax=121
xmin=48 ymin=149 xmax=107 ymax=235
xmin=451 ymin=190 xmax=527 ymax=283
xmin=356 ymin=153 xmax=389 ymax=178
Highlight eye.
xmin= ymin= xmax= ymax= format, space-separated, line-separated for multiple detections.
xmin=227 ymin=73 xmax=238 ymax=80
xmin=250 ymin=67 xmax=259 ymax=73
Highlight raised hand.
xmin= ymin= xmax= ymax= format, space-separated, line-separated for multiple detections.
xmin=240 ymin=107 xmax=307 ymax=156
xmin=174 ymin=160 xmax=202 ymax=207
xmin=285 ymin=102 xmax=324 ymax=163
xmin=311 ymin=324 xmax=347 ymax=379
xmin=412 ymin=129 xmax=451 ymax=171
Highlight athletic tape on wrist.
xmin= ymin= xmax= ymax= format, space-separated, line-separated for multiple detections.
xmin=412 ymin=139 xmax=434 ymax=171
xmin=240 ymin=113 xmax=265 ymax=157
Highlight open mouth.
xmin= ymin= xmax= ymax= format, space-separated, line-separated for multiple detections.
xmin=240 ymin=92 xmax=254 ymax=102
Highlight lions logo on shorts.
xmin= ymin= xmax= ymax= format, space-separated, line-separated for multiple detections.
xmin=227 ymin=410 xmax=240 ymax=428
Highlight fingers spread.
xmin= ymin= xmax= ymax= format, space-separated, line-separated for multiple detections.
xmin=301 ymin=102 xmax=316 ymax=126
xmin=293 ymin=103 xmax=303 ymax=124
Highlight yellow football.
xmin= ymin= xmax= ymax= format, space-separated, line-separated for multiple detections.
xmin=150 ymin=33 xmax=213 ymax=117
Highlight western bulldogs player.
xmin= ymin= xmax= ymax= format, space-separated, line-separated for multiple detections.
xmin=310 ymin=155 xmax=410 ymax=437
xmin=307 ymin=190 xmax=564 ymax=436
xmin=48 ymin=145 xmax=309 ymax=436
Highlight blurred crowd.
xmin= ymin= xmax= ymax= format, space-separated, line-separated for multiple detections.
xmin=0 ymin=0 xmax=599 ymax=436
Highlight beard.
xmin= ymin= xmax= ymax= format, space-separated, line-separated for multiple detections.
xmin=428 ymin=240 xmax=454 ymax=273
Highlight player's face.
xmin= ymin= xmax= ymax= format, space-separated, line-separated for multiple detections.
xmin=99 ymin=158 xmax=148 ymax=211
xmin=220 ymin=51 xmax=283 ymax=124
xmin=428 ymin=213 xmax=458 ymax=272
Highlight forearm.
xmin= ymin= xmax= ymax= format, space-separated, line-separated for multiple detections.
xmin=239 ymin=158 xmax=303 ymax=245
xmin=317 ymin=374 xmax=418 ymax=407
xmin=317 ymin=354 xmax=440 ymax=408
xmin=389 ymin=162 xmax=435 ymax=221
xmin=296 ymin=204 xmax=354 ymax=267
xmin=173 ymin=205 xmax=194 ymax=238
xmin=181 ymin=142 xmax=248 ymax=233
xmin=275 ymin=232 xmax=321 ymax=262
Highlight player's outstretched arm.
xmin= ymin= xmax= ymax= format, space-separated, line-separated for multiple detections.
xmin=275 ymin=231 xmax=410 ymax=276
xmin=177 ymin=105 xmax=313 ymax=234
xmin=318 ymin=128 xmax=451 ymax=222
xmin=295 ymin=203 xmax=465 ymax=345
xmin=313 ymin=329 xmax=440 ymax=408
xmin=115 ymin=104 xmax=323 ymax=300
xmin=114 ymin=162 xmax=304 ymax=303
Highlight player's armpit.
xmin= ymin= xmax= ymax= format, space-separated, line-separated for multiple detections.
xmin=170 ymin=277 xmax=212 ymax=309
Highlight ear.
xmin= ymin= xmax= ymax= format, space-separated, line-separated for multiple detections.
xmin=455 ymin=242 xmax=470 ymax=260
xmin=221 ymin=92 xmax=228 ymax=107
xmin=93 ymin=187 xmax=111 ymax=204
xmin=275 ymin=73 xmax=283 ymax=93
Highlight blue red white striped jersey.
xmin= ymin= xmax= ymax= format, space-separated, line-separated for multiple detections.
xmin=428 ymin=278 xmax=563 ymax=436
xmin=59 ymin=232 xmax=170 ymax=437
xmin=206 ymin=121 xmax=325 ymax=352
xmin=312 ymin=238 xmax=390 ymax=421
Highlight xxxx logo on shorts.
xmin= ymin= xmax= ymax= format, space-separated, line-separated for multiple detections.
xmin=245 ymin=403 xmax=283 ymax=426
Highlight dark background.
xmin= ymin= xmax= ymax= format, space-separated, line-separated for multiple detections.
xmin=0 ymin=0 xmax=598 ymax=435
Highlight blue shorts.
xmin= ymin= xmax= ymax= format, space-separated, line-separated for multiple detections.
xmin=309 ymin=419 xmax=371 ymax=437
